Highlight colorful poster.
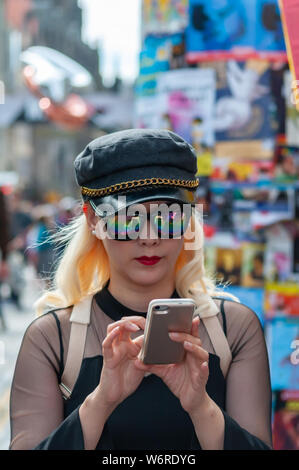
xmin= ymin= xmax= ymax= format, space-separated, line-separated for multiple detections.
xmin=215 ymin=247 xmax=243 ymax=286
xmin=296 ymin=188 xmax=299 ymax=220
xmin=234 ymin=187 xmax=295 ymax=213
xmin=134 ymin=95 xmax=161 ymax=129
xmin=211 ymin=157 xmax=274 ymax=182
xmin=136 ymin=33 xmax=185 ymax=97
xmin=155 ymin=68 xmax=216 ymax=147
xmin=209 ymin=186 xmax=294 ymax=233
xmin=272 ymin=390 xmax=299 ymax=450
xmin=219 ymin=285 xmax=265 ymax=327
xmin=135 ymin=68 xmax=216 ymax=176
xmin=209 ymin=189 xmax=234 ymax=230
xmin=266 ymin=318 xmax=299 ymax=390
xmin=197 ymin=59 xmax=276 ymax=158
xmin=186 ymin=0 xmax=286 ymax=63
xmin=214 ymin=61 xmax=275 ymax=145
xmin=294 ymin=231 xmax=299 ymax=275
xmin=195 ymin=147 xmax=213 ymax=177
xmin=241 ymin=242 xmax=265 ymax=288
xmin=270 ymin=64 xmax=287 ymax=136
xmin=273 ymin=144 xmax=299 ymax=183
xmin=142 ymin=0 xmax=188 ymax=35
xmin=257 ymin=0 xmax=287 ymax=55
xmin=264 ymin=224 xmax=293 ymax=282
xmin=279 ymin=0 xmax=299 ymax=112
xmin=204 ymin=244 xmax=217 ymax=279
xmin=264 ymin=282 xmax=299 ymax=319
xmin=284 ymin=70 xmax=299 ymax=147
xmin=249 ymin=188 xmax=295 ymax=229
xmin=232 ymin=211 xmax=255 ymax=240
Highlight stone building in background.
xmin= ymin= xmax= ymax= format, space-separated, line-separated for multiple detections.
xmin=3 ymin=0 xmax=102 ymax=90
xmin=0 ymin=0 xmax=134 ymax=202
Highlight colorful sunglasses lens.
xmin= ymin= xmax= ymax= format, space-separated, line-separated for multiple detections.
xmin=106 ymin=215 xmax=141 ymax=240
xmin=152 ymin=211 xmax=188 ymax=238
xmin=105 ymin=211 xmax=189 ymax=240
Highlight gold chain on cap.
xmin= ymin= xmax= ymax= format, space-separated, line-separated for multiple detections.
xmin=81 ymin=177 xmax=199 ymax=198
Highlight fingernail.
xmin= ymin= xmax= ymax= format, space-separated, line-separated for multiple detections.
xmin=169 ymin=332 xmax=179 ymax=339
xmin=128 ymin=323 xmax=139 ymax=331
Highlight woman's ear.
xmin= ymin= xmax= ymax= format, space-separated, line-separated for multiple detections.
xmin=83 ymin=202 xmax=98 ymax=231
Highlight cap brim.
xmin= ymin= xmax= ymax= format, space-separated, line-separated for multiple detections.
xmin=89 ymin=187 xmax=196 ymax=217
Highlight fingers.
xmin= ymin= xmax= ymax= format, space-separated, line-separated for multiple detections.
xmin=196 ymin=360 xmax=209 ymax=387
xmin=169 ymin=314 xmax=200 ymax=342
xmin=102 ymin=325 xmax=121 ymax=360
xmin=106 ymin=316 xmax=145 ymax=344
xmin=107 ymin=316 xmax=146 ymax=335
xmin=168 ymin=317 xmax=209 ymax=364
xmin=200 ymin=360 xmax=209 ymax=376
xmin=134 ymin=357 xmax=170 ymax=377
xmin=132 ymin=334 xmax=170 ymax=376
xmin=133 ymin=334 xmax=144 ymax=349
xmin=183 ymin=341 xmax=209 ymax=364
xmin=102 ymin=317 xmax=145 ymax=362
xmin=191 ymin=315 xmax=200 ymax=338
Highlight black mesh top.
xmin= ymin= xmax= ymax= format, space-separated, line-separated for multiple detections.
xmin=9 ymin=284 xmax=272 ymax=450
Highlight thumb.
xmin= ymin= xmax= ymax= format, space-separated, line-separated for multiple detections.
xmin=133 ymin=334 xmax=144 ymax=349
xmin=200 ymin=360 xmax=209 ymax=383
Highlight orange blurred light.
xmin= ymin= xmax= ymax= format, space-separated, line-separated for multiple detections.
xmin=1 ymin=186 xmax=13 ymax=195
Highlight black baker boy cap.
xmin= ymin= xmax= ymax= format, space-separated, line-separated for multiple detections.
xmin=74 ymin=128 xmax=199 ymax=216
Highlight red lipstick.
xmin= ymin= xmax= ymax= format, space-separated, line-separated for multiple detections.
xmin=135 ymin=256 xmax=161 ymax=266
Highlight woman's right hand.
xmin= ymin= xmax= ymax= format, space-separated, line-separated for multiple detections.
xmin=94 ymin=316 xmax=146 ymax=410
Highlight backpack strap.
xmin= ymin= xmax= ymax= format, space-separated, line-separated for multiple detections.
xmin=59 ymin=295 xmax=93 ymax=400
xmin=194 ymin=294 xmax=232 ymax=378
xmin=201 ymin=316 xmax=232 ymax=378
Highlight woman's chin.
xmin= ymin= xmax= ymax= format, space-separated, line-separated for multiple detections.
xmin=128 ymin=266 xmax=167 ymax=286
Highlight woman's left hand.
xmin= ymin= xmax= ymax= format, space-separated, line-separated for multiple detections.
xmin=135 ymin=316 xmax=210 ymax=415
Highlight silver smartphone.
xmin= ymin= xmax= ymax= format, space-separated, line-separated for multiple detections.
xmin=139 ymin=298 xmax=197 ymax=365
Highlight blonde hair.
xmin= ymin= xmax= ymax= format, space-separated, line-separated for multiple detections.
xmin=34 ymin=206 xmax=237 ymax=316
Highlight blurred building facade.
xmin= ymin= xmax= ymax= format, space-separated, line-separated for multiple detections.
xmin=21 ymin=0 xmax=103 ymax=90
xmin=0 ymin=0 xmax=134 ymax=202
xmin=2 ymin=0 xmax=101 ymax=90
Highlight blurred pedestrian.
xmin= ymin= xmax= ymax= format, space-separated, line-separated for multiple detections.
xmin=6 ymin=192 xmax=34 ymax=309
xmin=56 ymin=197 xmax=77 ymax=227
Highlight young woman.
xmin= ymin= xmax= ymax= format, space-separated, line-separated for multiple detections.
xmin=9 ymin=129 xmax=272 ymax=450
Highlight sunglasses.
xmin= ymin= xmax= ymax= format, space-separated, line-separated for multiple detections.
xmin=95 ymin=203 xmax=192 ymax=241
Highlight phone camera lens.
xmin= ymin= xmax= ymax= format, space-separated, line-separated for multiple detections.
xmin=154 ymin=305 xmax=168 ymax=312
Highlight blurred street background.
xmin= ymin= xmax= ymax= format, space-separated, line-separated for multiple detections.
xmin=0 ymin=0 xmax=299 ymax=450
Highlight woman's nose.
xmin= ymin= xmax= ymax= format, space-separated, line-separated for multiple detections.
xmin=137 ymin=219 xmax=160 ymax=246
